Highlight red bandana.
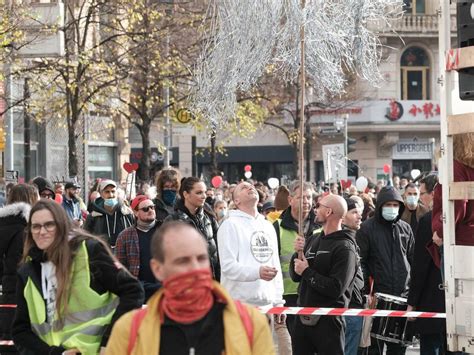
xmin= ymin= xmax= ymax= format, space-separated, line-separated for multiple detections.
xmin=158 ymin=268 xmax=226 ymax=324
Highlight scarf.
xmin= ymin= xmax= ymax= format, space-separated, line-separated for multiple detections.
xmin=136 ymin=219 xmax=156 ymax=232
xmin=157 ymin=268 xmax=226 ymax=324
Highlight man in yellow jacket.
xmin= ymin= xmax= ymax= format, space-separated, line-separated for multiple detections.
xmin=106 ymin=221 xmax=274 ymax=355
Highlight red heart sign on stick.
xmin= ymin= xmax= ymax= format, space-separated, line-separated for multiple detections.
xmin=123 ymin=162 xmax=139 ymax=173
xmin=341 ymin=179 xmax=352 ymax=190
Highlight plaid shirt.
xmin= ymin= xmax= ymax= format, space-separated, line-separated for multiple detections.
xmin=115 ymin=226 xmax=140 ymax=277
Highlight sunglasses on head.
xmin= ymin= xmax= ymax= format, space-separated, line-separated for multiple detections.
xmin=139 ymin=205 xmax=155 ymax=212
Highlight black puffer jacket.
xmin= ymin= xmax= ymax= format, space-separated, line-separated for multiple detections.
xmin=153 ymin=197 xmax=175 ymax=223
xmin=289 ymin=229 xmax=359 ymax=308
xmin=0 ymin=203 xmax=30 ymax=304
xmin=165 ymin=199 xmax=220 ymax=280
xmin=356 ymin=186 xmax=415 ymax=297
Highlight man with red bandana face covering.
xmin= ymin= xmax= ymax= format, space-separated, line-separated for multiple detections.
xmin=105 ymin=221 xmax=274 ymax=355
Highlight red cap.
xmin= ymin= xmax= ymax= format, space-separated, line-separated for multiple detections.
xmin=131 ymin=195 xmax=150 ymax=210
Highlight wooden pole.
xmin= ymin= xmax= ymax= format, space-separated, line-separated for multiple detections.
xmin=298 ymin=0 xmax=306 ymax=257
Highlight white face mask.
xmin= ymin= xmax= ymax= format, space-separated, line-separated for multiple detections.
xmin=382 ymin=206 xmax=399 ymax=221
xmin=406 ymin=195 xmax=419 ymax=206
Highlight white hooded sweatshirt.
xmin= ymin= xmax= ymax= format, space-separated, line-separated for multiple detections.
xmin=217 ymin=209 xmax=284 ymax=307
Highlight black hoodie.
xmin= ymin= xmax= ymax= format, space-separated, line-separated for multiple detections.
xmin=356 ymin=186 xmax=415 ymax=297
xmin=83 ymin=197 xmax=134 ymax=246
xmin=289 ymin=229 xmax=358 ymax=308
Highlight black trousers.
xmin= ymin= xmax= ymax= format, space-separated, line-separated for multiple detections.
xmin=366 ymin=336 xmax=407 ymax=355
xmin=283 ymin=294 xmax=298 ymax=338
xmin=292 ymin=315 xmax=345 ymax=355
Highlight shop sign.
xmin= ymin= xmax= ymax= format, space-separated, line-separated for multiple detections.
xmin=322 ymin=143 xmax=347 ymax=182
xmin=392 ymin=138 xmax=433 ymax=160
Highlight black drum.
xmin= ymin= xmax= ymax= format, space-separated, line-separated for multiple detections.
xmin=370 ymin=293 xmax=415 ymax=345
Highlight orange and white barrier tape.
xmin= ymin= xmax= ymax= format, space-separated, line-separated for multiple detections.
xmin=0 ymin=304 xmax=16 ymax=308
xmin=258 ymin=306 xmax=446 ymax=319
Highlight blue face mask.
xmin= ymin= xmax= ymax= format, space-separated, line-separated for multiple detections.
xmin=218 ymin=209 xmax=227 ymax=218
xmin=162 ymin=189 xmax=177 ymax=206
xmin=104 ymin=198 xmax=118 ymax=208
xmin=382 ymin=206 xmax=399 ymax=221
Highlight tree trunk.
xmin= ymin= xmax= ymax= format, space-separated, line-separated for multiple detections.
xmin=68 ymin=122 xmax=78 ymax=177
xmin=138 ymin=122 xmax=151 ymax=182
xmin=210 ymin=129 xmax=218 ymax=176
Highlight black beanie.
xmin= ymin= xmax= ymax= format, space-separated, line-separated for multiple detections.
xmin=344 ymin=197 xmax=357 ymax=211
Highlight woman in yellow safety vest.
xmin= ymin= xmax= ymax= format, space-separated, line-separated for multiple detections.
xmin=12 ymin=199 xmax=144 ymax=355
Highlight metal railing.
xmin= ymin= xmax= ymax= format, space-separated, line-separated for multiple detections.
xmin=370 ymin=14 xmax=456 ymax=35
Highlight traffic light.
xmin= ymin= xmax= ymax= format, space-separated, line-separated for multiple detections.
xmin=347 ymin=137 xmax=356 ymax=154
xmin=457 ymin=1 xmax=474 ymax=100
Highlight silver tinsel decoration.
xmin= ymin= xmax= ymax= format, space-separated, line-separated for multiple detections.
xmin=191 ymin=0 xmax=403 ymax=127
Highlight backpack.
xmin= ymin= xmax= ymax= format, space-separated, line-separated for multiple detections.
xmin=127 ymin=301 xmax=254 ymax=354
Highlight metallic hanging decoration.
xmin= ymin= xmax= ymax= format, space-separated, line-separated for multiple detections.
xmin=191 ymin=0 xmax=403 ymax=128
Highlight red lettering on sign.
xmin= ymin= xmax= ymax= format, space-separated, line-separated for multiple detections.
xmin=409 ymin=104 xmax=422 ymax=117
xmin=422 ymin=102 xmax=434 ymax=119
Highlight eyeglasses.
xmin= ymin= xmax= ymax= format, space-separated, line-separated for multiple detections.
xmin=315 ymin=202 xmax=331 ymax=210
xmin=31 ymin=221 xmax=56 ymax=234
xmin=139 ymin=205 xmax=155 ymax=212
xmin=40 ymin=193 xmax=55 ymax=199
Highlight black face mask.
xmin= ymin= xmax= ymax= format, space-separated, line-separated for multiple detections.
xmin=205 ymin=197 xmax=215 ymax=206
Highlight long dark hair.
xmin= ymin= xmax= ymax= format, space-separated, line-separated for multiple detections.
xmin=179 ymin=177 xmax=202 ymax=200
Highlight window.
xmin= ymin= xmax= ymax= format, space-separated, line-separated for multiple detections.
xmin=403 ymin=0 xmax=425 ymax=14
xmin=88 ymin=146 xmax=116 ymax=181
xmin=401 ymin=47 xmax=430 ymax=100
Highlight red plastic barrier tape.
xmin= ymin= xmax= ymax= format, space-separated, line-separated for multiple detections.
xmin=1 ymin=303 xmax=446 ymax=318
xmin=258 ymin=306 xmax=446 ymax=319
xmin=0 ymin=340 xmax=14 ymax=346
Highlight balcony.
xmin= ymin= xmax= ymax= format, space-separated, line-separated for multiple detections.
xmin=370 ymin=14 xmax=457 ymax=37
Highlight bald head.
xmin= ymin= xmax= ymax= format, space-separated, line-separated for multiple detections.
xmin=320 ymin=194 xmax=348 ymax=219
xmin=150 ymin=221 xmax=210 ymax=282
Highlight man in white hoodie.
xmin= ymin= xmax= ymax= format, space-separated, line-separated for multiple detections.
xmin=218 ymin=182 xmax=287 ymax=350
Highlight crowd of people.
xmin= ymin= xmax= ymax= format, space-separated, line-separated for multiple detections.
xmin=0 ymin=132 xmax=473 ymax=354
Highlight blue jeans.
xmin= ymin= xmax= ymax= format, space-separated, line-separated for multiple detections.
xmin=344 ymin=316 xmax=363 ymax=355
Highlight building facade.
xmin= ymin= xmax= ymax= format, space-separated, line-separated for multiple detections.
xmin=128 ymin=0 xmax=451 ymax=184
